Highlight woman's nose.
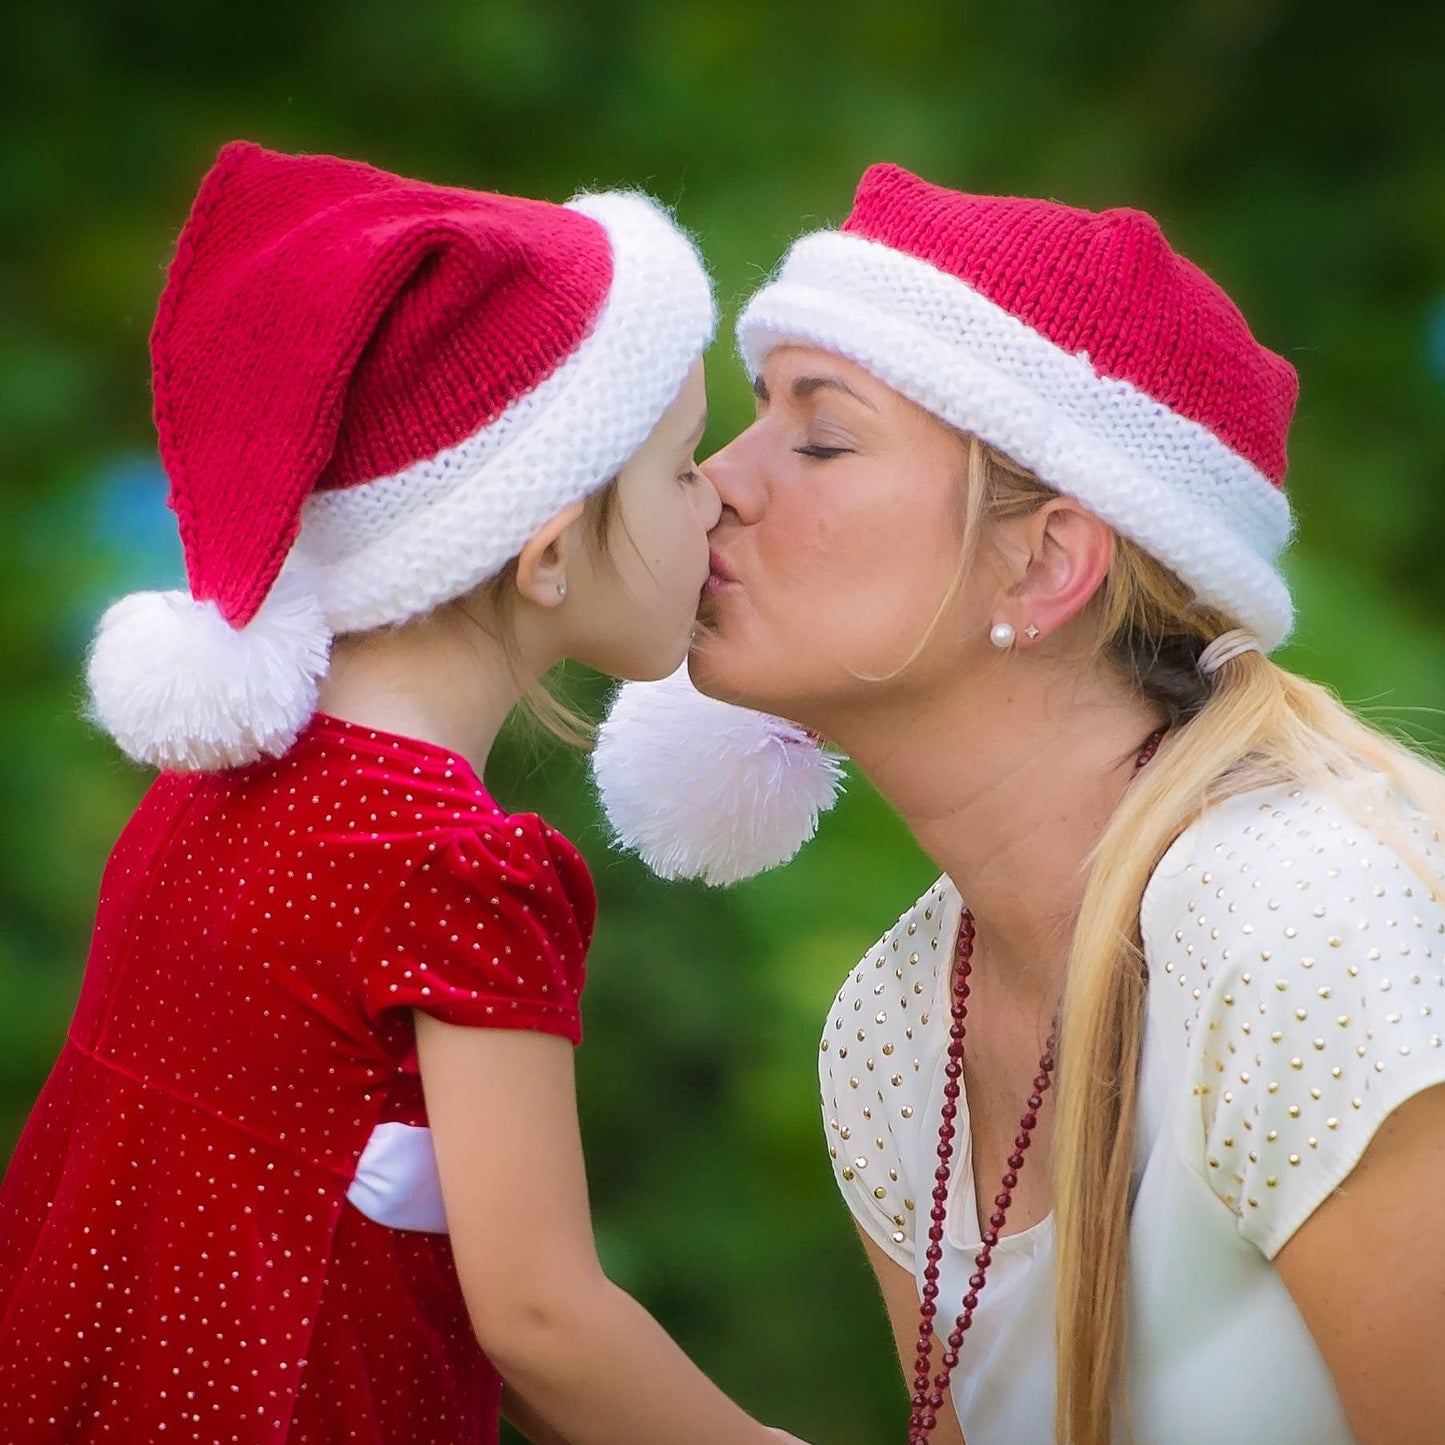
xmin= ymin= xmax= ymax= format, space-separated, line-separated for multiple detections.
xmin=700 ymin=430 xmax=766 ymax=525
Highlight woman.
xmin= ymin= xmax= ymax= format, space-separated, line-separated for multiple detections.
xmin=692 ymin=165 xmax=1445 ymax=1442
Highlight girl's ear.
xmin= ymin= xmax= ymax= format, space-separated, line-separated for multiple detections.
xmin=514 ymin=500 xmax=587 ymax=608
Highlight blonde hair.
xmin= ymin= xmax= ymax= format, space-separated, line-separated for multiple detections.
xmin=951 ymin=437 xmax=1445 ymax=1444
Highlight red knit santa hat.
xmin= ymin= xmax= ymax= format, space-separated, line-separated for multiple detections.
xmin=594 ymin=166 xmax=1303 ymax=888
xmin=737 ymin=164 xmax=1299 ymax=648
xmin=86 ymin=140 xmax=715 ymax=772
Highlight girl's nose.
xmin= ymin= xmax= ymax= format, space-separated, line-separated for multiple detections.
xmin=695 ymin=467 xmax=723 ymax=530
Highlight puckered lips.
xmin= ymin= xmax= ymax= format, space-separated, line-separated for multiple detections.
xmin=702 ymin=548 xmax=740 ymax=599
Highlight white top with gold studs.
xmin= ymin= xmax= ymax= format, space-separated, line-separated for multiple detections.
xmin=820 ymin=782 xmax=1445 ymax=1443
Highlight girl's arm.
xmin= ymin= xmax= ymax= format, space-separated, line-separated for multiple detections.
xmin=1274 ymin=1082 xmax=1445 ymax=1444
xmin=855 ymin=1224 xmax=967 ymax=1445
xmin=501 ymin=1384 xmax=571 ymax=1445
xmin=500 ymin=1389 xmax=799 ymax=1445
xmin=416 ymin=1015 xmax=810 ymax=1445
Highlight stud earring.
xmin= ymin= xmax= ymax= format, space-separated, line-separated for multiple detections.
xmin=988 ymin=621 xmax=1016 ymax=650
xmin=1023 ymin=623 xmax=1040 ymax=641
xmin=556 ymin=581 xmax=567 ymax=599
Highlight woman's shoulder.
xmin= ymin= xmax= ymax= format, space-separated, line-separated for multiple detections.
xmin=819 ymin=875 xmax=959 ymax=1267
xmin=823 ymin=875 xmax=959 ymax=1045
xmin=1142 ymin=777 xmax=1443 ymax=1029
xmin=1141 ymin=777 xmax=1441 ymax=956
xmin=1140 ymin=777 xmax=1445 ymax=1256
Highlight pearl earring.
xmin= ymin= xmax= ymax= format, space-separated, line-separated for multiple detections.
xmin=988 ymin=621 xmax=1016 ymax=650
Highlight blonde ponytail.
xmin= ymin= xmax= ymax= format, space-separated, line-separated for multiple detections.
xmin=961 ymin=438 xmax=1445 ymax=1444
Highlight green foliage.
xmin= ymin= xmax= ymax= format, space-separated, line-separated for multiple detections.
xmin=1 ymin=2 xmax=1441 ymax=1439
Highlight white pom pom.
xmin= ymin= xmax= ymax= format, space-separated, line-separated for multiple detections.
xmin=591 ymin=664 xmax=845 ymax=886
xmin=86 ymin=571 xmax=332 ymax=772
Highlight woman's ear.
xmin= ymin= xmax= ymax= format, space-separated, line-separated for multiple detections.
xmin=1005 ymin=500 xmax=1115 ymax=642
xmin=514 ymin=499 xmax=587 ymax=608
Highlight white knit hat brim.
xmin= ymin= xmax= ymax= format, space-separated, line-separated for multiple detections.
xmin=294 ymin=191 xmax=717 ymax=634
xmin=737 ymin=230 xmax=1294 ymax=650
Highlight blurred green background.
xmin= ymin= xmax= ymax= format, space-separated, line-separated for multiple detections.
xmin=2 ymin=1 xmax=1443 ymax=1440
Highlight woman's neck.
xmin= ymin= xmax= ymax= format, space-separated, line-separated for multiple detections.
xmin=825 ymin=667 xmax=1164 ymax=1004
xmin=316 ymin=603 xmax=541 ymax=779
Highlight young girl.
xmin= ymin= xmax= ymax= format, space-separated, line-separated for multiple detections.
xmin=0 ymin=141 xmax=806 ymax=1445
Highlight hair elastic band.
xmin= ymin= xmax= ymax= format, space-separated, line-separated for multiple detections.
xmin=1197 ymin=628 xmax=1262 ymax=677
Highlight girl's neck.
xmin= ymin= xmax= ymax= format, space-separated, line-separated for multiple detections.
xmin=316 ymin=603 xmax=543 ymax=779
xmin=823 ymin=666 xmax=1164 ymax=1005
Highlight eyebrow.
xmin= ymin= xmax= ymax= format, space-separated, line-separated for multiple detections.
xmin=752 ymin=373 xmax=877 ymax=413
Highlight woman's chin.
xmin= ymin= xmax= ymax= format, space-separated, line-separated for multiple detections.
xmin=686 ymin=633 xmax=738 ymax=698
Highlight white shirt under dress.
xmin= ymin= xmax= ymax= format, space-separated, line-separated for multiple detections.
xmin=820 ymin=782 xmax=1445 ymax=1443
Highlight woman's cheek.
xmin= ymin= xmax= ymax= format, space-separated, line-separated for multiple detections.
xmin=763 ymin=478 xmax=841 ymax=570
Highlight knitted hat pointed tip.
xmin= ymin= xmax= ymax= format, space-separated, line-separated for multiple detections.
xmin=852 ymin=160 xmax=930 ymax=204
xmin=739 ymin=164 xmax=1298 ymax=649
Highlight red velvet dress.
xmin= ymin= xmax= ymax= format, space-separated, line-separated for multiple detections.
xmin=0 ymin=714 xmax=596 ymax=1443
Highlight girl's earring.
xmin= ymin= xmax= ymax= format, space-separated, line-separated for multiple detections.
xmin=556 ymin=581 xmax=568 ymax=600
xmin=988 ymin=621 xmax=1016 ymax=650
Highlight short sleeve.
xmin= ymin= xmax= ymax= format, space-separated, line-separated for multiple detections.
xmin=820 ymin=878 xmax=957 ymax=1271
xmin=1178 ymin=788 xmax=1445 ymax=1258
xmin=354 ymin=818 xmax=596 ymax=1044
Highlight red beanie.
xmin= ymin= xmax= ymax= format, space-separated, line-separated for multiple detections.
xmin=738 ymin=164 xmax=1297 ymax=648
xmin=86 ymin=141 xmax=714 ymax=771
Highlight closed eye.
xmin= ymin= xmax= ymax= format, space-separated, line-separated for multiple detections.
xmin=794 ymin=445 xmax=853 ymax=460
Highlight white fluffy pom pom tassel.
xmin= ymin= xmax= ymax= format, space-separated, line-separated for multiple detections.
xmin=86 ymin=571 xmax=332 ymax=772
xmin=591 ymin=664 xmax=845 ymax=886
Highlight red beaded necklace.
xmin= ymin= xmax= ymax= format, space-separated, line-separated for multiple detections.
xmin=908 ymin=728 xmax=1165 ymax=1442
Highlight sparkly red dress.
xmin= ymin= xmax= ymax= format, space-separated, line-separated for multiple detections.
xmin=0 ymin=714 xmax=596 ymax=1443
